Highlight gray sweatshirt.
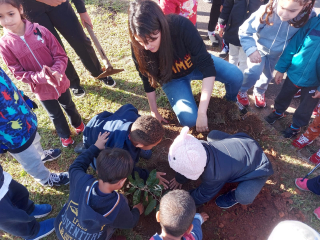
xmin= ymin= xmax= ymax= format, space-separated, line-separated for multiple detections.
xmin=239 ymin=3 xmax=316 ymax=57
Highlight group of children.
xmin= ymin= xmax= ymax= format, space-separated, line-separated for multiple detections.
xmin=0 ymin=0 xmax=320 ymax=239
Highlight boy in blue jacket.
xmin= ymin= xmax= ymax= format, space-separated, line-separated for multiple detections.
xmin=82 ymin=104 xmax=167 ymax=184
xmin=54 ymin=132 xmax=144 ymax=240
xmin=265 ymin=14 xmax=320 ymax=138
xmin=0 ymin=68 xmax=68 ymax=187
xmin=168 ymin=127 xmax=273 ymax=208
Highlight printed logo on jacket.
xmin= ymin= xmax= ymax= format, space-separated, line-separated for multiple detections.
xmin=172 ymin=54 xmax=193 ymax=74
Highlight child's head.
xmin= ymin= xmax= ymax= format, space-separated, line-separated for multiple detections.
xmin=260 ymin=0 xmax=314 ymax=28
xmin=156 ymin=190 xmax=196 ymax=238
xmin=96 ymin=148 xmax=134 ymax=188
xmin=168 ymin=127 xmax=207 ymax=180
xmin=0 ymin=0 xmax=25 ymax=33
xmin=130 ymin=115 xmax=164 ymax=150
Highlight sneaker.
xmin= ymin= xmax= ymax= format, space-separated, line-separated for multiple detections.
xmin=313 ymin=104 xmax=320 ymax=116
xmin=42 ymin=172 xmax=70 ymax=187
xmin=209 ymin=34 xmax=219 ymax=47
xmin=314 ymin=207 xmax=320 ymax=220
xmin=42 ymin=149 xmax=61 ymax=163
xmin=74 ymin=142 xmax=87 ymax=154
xmin=140 ymin=149 xmax=152 ymax=160
xmin=253 ymin=92 xmax=266 ymax=108
xmin=71 ymin=87 xmax=86 ymax=98
xmin=236 ymin=100 xmax=248 ymax=115
xmin=26 ymin=218 xmax=55 ymax=240
xmin=294 ymin=178 xmax=310 ymax=192
xmin=219 ymin=40 xmax=229 ymax=59
xmin=100 ymin=76 xmax=116 ymax=87
xmin=265 ymin=110 xmax=284 ymax=125
xmin=29 ymin=204 xmax=52 ymax=218
xmin=61 ymin=136 xmax=74 ymax=147
xmin=292 ymin=135 xmax=313 ymax=149
xmin=282 ymin=126 xmax=301 ymax=138
xmin=215 ymin=190 xmax=239 ymax=209
xmin=237 ymin=92 xmax=250 ymax=107
xmin=294 ymin=89 xmax=301 ymax=98
xmin=309 ymin=149 xmax=320 ymax=165
xmin=75 ymin=122 xmax=85 ymax=135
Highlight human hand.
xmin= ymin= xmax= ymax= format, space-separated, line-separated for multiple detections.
xmin=151 ymin=111 xmax=168 ymax=124
xmin=79 ymin=12 xmax=93 ymax=29
xmin=220 ymin=5 xmax=223 ymax=12
xmin=274 ymin=71 xmax=284 ymax=85
xmin=196 ymin=113 xmax=209 ymax=133
xmin=219 ymin=28 xmax=225 ymax=38
xmin=43 ymin=66 xmax=58 ymax=87
xmin=312 ymin=90 xmax=320 ymax=99
xmin=133 ymin=203 xmax=144 ymax=215
xmin=169 ymin=178 xmax=183 ymax=190
xmin=37 ymin=0 xmax=66 ymax=7
xmin=200 ymin=212 xmax=209 ymax=223
xmin=249 ymin=50 xmax=261 ymax=63
xmin=51 ymin=71 xmax=63 ymax=85
xmin=94 ymin=131 xmax=110 ymax=150
xmin=156 ymin=172 xmax=169 ymax=189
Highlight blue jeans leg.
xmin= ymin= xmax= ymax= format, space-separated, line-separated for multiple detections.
xmin=212 ymin=54 xmax=243 ymax=101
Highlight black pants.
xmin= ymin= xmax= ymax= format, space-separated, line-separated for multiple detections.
xmin=0 ymin=179 xmax=39 ymax=239
xmin=41 ymin=89 xmax=82 ymax=138
xmin=208 ymin=0 xmax=222 ymax=32
xmin=23 ymin=0 xmax=103 ymax=88
xmin=307 ymin=175 xmax=320 ymax=195
xmin=274 ymin=77 xmax=319 ymax=128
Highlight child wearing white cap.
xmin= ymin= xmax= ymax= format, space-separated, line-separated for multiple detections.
xmin=168 ymin=127 xmax=273 ymax=208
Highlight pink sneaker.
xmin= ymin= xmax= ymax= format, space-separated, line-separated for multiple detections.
xmin=61 ymin=137 xmax=74 ymax=148
xmin=237 ymin=92 xmax=249 ymax=107
xmin=310 ymin=149 xmax=320 ymax=165
xmin=292 ymin=134 xmax=313 ymax=149
xmin=295 ymin=178 xmax=310 ymax=191
xmin=314 ymin=207 xmax=320 ymax=220
xmin=253 ymin=92 xmax=266 ymax=108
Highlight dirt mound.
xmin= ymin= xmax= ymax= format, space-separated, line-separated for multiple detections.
xmin=133 ymin=97 xmax=302 ymax=240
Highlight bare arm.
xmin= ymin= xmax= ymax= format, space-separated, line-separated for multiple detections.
xmin=146 ymin=91 xmax=168 ymax=123
xmin=196 ymin=76 xmax=215 ymax=132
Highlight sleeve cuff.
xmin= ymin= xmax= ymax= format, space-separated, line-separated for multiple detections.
xmin=194 ymin=213 xmax=204 ymax=225
xmin=245 ymin=46 xmax=257 ymax=57
xmin=88 ymin=144 xmax=101 ymax=157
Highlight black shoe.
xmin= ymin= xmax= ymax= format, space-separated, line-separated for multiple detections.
xmin=74 ymin=142 xmax=87 ymax=154
xmin=236 ymin=100 xmax=248 ymax=115
xmin=265 ymin=110 xmax=284 ymax=125
xmin=282 ymin=126 xmax=300 ymax=138
xmin=100 ymin=76 xmax=116 ymax=87
xmin=71 ymin=87 xmax=86 ymax=98
xmin=216 ymin=190 xmax=239 ymax=209
xmin=209 ymin=34 xmax=219 ymax=47
xmin=42 ymin=149 xmax=61 ymax=163
xmin=42 ymin=172 xmax=69 ymax=187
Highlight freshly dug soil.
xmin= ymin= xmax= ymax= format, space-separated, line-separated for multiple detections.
xmin=132 ymin=96 xmax=304 ymax=240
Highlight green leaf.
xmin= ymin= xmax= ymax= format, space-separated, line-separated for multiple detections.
xmin=128 ymin=174 xmax=135 ymax=186
xmin=145 ymin=199 xmax=157 ymax=216
xmin=155 ymin=204 xmax=160 ymax=212
xmin=133 ymin=189 xmax=141 ymax=205
xmin=127 ymin=187 xmax=136 ymax=194
xmin=143 ymin=191 xmax=149 ymax=206
xmin=134 ymin=172 xmax=145 ymax=188
xmin=146 ymin=169 xmax=157 ymax=186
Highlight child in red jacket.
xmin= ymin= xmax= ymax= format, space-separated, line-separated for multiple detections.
xmin=0 ymin=0 xmax=84 ymax=147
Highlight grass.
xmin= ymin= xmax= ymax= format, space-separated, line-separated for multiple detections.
xmin=0 ymin=0 xmax=320 ymax=239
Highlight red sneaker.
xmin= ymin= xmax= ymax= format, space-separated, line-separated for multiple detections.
xmin=294 ymin=89 xmax=301 ymax=98
xmin=310 ymin=149 xmax=320 ymax=165
xmin=313 ymin=104 xmax=320 ymax=116
xmin=253 ymin=92 xmax=266 ymax=108
xmin=292 ymin=134 xmax=313 ymax=149
xmin=294 ymin=178 xmax=310 ymax=191
xmin=75 ymin=122 xmax=85 ymax=135
xmin=61 ymin=137 xmax=74 ymax=147
xmin=237 ymin=92 xmax=249 ymax=107
xmin=314 ymin=207 xmax=320 ymax=220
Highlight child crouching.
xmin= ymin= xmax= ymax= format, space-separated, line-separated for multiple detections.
xmin=150 ymin=189 xmax=208 ymax=240
xmin=54 ymin=132 xmax=144 ymax=240
xmin=168 ymin=127 xmax=273 ymax=208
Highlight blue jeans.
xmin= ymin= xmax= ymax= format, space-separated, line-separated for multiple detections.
xmin=162 ymin=54 xmax=243 ymax=127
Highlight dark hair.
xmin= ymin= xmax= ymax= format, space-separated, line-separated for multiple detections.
xmin=128 ymin=0 xmax=173 ymax=88
xmin=130 ymin=115 xmax=164 ymax=146
xmin=0 ymin=0 xmax=26 ymax=19
xmin=159 ymin=190 xmax=196 ymax=237
xmin=96 ymin=148 xmax=134 ymax=184
xmin=260 ymin=0 xmax=315 ymax=28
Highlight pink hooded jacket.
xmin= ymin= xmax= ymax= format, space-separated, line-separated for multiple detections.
xmin=0 ymin=20 xmax=70 ymax=101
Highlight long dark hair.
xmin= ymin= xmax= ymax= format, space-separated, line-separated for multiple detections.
xmin=260 ymin=0 xmax=315 ymax=28
xmin=128 ymin=0 xmax=173 ymax=88
xmin=0 ymin=0 xmax=26 ymax=19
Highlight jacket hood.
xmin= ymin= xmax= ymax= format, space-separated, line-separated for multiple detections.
xmin=3 ymin=20 xmax=39 ymax=38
